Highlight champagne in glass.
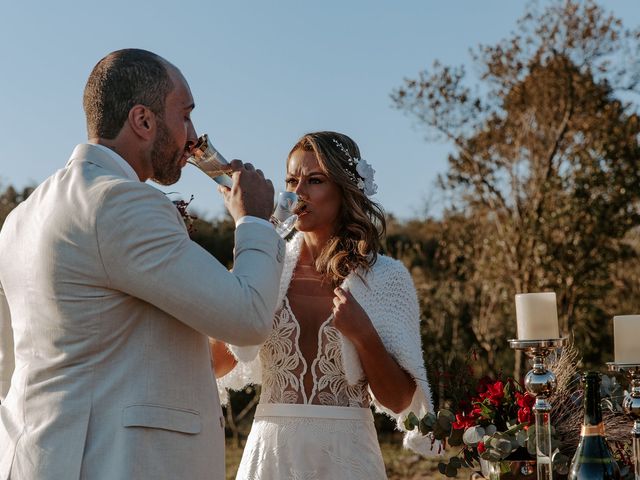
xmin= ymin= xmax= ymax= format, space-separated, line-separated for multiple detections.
xmin=187 ymin=134 xmax=297 ymax=238
xmin=187 ymin=134 xmax=234 ymax=188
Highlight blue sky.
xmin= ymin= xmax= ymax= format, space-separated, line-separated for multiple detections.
xmin=2 ymin=1 xmax=638 ymax=220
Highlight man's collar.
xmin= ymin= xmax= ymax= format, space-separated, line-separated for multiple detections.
xmin=88 ymin=143 xmax=140 ymax=181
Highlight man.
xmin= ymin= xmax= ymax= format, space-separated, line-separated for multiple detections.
xmin=0 ymin=49 xmax=284 ymax=479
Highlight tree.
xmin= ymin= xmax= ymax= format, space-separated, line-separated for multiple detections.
xmin=0 ymin=185 xmax=34 ymax=228
xmin=392 ymin=0 xmax=640 ymax=376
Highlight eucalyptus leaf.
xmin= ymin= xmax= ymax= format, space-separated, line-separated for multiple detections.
xmin=527 ymin=428 xmax=537 ymax=456
xmin=403 ymin=412 xmax=420 ymax=431
xmin=484 ymin=424 xmax=497 ymax=436
xmin=463 ymin=426 xmax=485 ymax=446
xmin=449 ymin=427 xmax=464 ymax=447
xmin=481 ymin=448 xmax=503 ymax=462
xmin=432 ymin=422 xmax=448 ymax=440
xmin=493 ymin=437 xmax=513 ymax=455
xmin=436 ymin=413 xmax=453 ymax=428
xmin=419 ymin=413 xmax=436 ymax=435
xmin=438 ymin=409 xmax=456 ymax=422
xmin=445 ymin=463 xmax=458 ymax=477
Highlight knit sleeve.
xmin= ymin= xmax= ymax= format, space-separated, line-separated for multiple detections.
xmin=216 ymin=345 xmax=263 ymax=405
xmin=368 ymin=259 xmax=441 ymax=456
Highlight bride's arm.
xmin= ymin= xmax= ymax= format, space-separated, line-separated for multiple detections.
xmin=209 ymin=338 xmax=238 ymax=378
xmin=332 ymin=287 xmax=415 ymax=413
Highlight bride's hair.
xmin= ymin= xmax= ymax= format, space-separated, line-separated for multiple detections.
xmin=287 ymin=131 xmax=386 ymax=286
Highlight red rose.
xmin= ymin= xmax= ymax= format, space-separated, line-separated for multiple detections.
xmin=516 ymin=392 xmax=535 ymax=409
xmin=477 ymin=441 xmax=486 ymax=454
xmin=452 ymin=411 xmax=477 ymax=430
xmin=517 ymin=406 xmax=532 ymax=424
xmin=515 ymin=392 xmax=534 ymax=424
xmin=478 ymin=380 xmax=504 ymax=406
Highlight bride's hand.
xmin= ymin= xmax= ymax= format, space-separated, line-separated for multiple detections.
xmin=331 ymin=287 xmax=376 ymax=346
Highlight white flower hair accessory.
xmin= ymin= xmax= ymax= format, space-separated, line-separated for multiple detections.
xmin=332 ymin=139 xmax=378 ymax=196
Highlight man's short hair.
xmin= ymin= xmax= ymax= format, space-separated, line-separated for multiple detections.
xmin=83 ymin=49 xmax=174 ymax=139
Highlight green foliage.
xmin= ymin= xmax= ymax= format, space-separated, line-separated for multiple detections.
xmin=0 ymin=184 xmax=34 ymax=228
xmin=188 ymin=214 xmax=236 ymax=268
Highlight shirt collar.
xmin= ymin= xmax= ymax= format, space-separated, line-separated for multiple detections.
xmin=88 ymin=143 xmax=140 ymax=181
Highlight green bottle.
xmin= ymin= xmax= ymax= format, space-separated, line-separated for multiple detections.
xmin=568 ymin=371 xmax=621 ymax=479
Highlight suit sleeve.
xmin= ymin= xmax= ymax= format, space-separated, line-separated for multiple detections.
xmin=95 ymin=181 xmax=284 ymax=346
xmin=0 ymin=280 xmax=14 ymax=402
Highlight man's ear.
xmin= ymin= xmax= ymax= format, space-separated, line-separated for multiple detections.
xmin=128 ymin=105 xmax=155 ymax=141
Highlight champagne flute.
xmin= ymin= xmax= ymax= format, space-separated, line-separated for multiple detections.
xmin=187 ymin=134 xmax=297 ymax=238
xmin=270 ymin=191 xmax=298 ymax=238
xmin=187 ymin=134 xmax=234 ymax=188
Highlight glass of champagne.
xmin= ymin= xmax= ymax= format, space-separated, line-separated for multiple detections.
xmin=188 ymin=134 xmax=298 ymax=238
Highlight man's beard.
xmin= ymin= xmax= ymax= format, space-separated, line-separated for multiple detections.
xmin=150 ymin=119 xmax=183 ymax=186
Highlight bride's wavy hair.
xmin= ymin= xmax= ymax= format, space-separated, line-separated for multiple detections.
xmin=287 ymin=131 xmax=386 ymax=286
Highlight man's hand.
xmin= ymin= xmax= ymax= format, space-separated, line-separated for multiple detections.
xmin=219 ymin=160 xmax=274 ymax=222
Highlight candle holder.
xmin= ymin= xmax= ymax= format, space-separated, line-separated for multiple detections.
xmin=607 ymin=362 xmax=640 ymax=480
xmin=509 ymin=338 xmax=566 ymax=480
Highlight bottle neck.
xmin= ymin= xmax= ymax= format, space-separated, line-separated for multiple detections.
xmin=582 ymin=373 xmax=603 ymax=427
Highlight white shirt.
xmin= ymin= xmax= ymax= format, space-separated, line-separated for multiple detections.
xmin=87 ymin=143 xmax=272 ymax=230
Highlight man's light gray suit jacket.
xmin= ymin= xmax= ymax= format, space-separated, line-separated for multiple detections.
xmin=0 ymin=144 xmax=284 ymax=479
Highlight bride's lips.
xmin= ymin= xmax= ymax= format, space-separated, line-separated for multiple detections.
xmin=294 ymin=203 xmax=308 ymax=216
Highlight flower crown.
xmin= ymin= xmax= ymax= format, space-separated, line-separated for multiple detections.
xmin=332 ymin=139 xmax=378 ymax=196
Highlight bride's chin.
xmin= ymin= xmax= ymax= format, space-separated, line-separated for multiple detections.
xmin=294 ymin=220 xmax=311 ymax=232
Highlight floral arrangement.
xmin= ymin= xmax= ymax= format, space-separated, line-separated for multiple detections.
xmin=173 ymin=195 xmax=197 ymax=235
xmin=405 ymin=375 xmax=539 ymax=477
xmin=405 ymin=342 xmax=635 ymax=478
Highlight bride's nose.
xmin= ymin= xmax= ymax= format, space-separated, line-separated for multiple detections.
xmin=293 ymin=181 xmax=308 ymax=198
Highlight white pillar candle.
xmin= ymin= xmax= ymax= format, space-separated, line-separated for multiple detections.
xmin=515 ymin=292 xmax=560 ymax=340
xmin=614 ymin=315 xmax=640 ymax=364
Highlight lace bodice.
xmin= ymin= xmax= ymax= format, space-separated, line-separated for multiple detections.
xmin=258 ymin=264 xmax=370 ymax=407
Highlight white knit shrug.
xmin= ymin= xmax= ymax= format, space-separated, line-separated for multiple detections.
xmin=219 ymin=233 xmax=439 ymax=455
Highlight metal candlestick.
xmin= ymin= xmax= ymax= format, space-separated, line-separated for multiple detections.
xmin=510 ymin=338 xmax=566 ymax=480
xmin=607 ymin=363 xmax=640 ymax=480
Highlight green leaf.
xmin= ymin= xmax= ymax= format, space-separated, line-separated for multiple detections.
xmin=463 ymin=425 xmax=485 ymax=445
xmin=484 ymin=424 xmax=497 ymax=436
xmin=419 ymin=412 xmax=437 ymax=435
xmin=527 ymin=428 xmax=537 ymax=456
xmin=463 ymin=448 xmax=477 ymax=467
xmin=449 ymin=427 xmax=464 ymax=447
xmin=435 ymin=415 xmax=453 ymax=437
xmin=445 ymin=463 xmax=458 ymax=477
xmin=404 ymin=412 xmax=420 ymax=431
xmin=438 ymin=408 xmax=456 ymax=422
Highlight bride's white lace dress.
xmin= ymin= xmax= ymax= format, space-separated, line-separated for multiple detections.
xmin=235 ymin=264 xmax=387 ymax=480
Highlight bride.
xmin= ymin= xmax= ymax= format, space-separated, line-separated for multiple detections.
xmin=213 ymin=131 xmax=437 ymax=479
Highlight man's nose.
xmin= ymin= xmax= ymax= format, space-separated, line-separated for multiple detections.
xmin=186 ymin=123 xmax=198 ymax=152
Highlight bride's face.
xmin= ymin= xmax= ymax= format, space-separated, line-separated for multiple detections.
xmin=286 ymin=149 xmax=342 ymax=236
